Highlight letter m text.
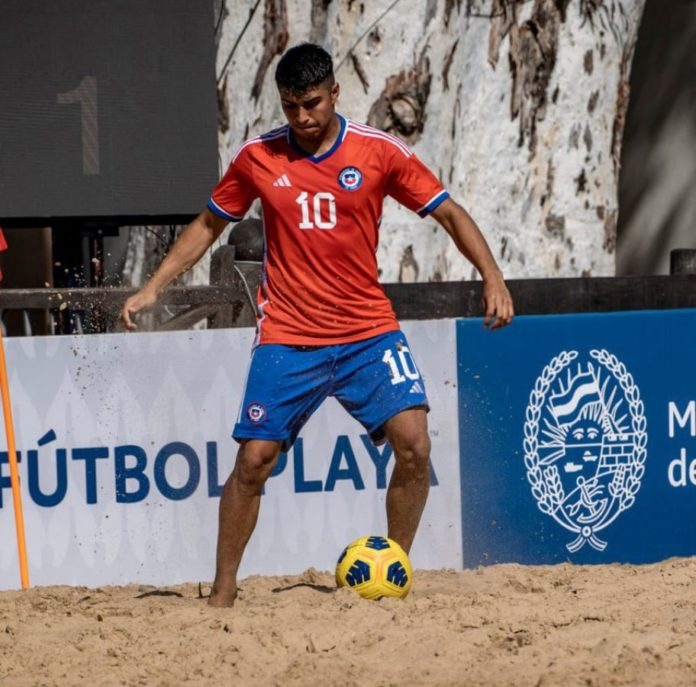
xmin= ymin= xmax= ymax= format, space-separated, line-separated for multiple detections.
xmin=669 ymin=401 xmax=696 ymax=438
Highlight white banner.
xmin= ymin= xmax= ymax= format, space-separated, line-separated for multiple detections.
xmin=0 ymin=320 xmax=460 ymax=590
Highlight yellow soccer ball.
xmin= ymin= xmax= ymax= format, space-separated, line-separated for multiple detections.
xmin=335 ymin=535 xmax=413 ymax=600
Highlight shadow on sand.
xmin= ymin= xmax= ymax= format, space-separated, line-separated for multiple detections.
xmin=271 ymin=582 xmax=335 ymax=594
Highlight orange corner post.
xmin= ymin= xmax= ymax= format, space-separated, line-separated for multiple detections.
xmin=0 ymin=326 xmax=29 ymax=589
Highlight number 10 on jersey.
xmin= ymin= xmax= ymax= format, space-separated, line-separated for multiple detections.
xmin=296 ymin=192 xmax=337 ymax=230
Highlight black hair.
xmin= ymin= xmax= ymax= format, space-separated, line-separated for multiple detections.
xmin=275 ymin=43 xmax=335 ymax=94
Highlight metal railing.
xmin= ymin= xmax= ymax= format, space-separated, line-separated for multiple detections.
xmin=0 ymin=248 xmax=694 ymax=337
xmin=0 ymin=245 xmax=261 ymax=336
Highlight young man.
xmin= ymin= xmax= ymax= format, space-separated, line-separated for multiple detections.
xmin=121 ymin=43 xmax=513 ymax=607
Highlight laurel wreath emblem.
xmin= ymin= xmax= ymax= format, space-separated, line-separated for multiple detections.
xmin=523 ymin=349 xmax=647 ymax=552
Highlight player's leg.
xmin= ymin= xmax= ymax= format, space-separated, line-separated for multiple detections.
xmin=209 ymin=343 xmax=333 ymax=607
xmin=209 ymin=438 xmax=282 ymax=607
xmin=382 ymin=407 xmax=431 ymax=553
xmin=331 ymin=330 xmax=431 ymax=552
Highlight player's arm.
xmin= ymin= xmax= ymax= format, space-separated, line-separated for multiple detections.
xmin=430 ymin=197 xmax=514 ymax=330
xmin=120 ymin=208 xmax=228 ymax=330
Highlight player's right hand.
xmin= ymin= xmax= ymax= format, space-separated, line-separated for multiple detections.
xmin=481 ymin=273 xmax=514 ymax=330
xmin=120 ymin=288 xmax=157 ymax=331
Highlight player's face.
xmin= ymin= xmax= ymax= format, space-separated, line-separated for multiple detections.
xmin=279 ymin=80 xmax=339 ymax=141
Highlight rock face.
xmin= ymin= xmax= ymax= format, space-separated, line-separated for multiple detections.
xmin=125 ymin=0 xmax=646 ymax=287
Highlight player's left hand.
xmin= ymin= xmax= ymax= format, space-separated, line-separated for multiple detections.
xmin=482 ymin=273 xmax=514 ymax=330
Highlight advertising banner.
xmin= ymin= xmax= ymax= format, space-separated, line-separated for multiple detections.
xmin=0 ymin=320 xmax=461 ymax=590
xmin=457 ymin=309 xmax=696 ymax=566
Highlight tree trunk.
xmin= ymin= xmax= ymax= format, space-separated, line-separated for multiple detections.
xmin=125 ymin=0 xmax=646 ymax=286
xmin=616 ymin=0 xmax=696 ymax=275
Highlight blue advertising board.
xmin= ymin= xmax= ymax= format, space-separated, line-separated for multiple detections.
xmin=457 ymin=309 xmax=696 ymax=566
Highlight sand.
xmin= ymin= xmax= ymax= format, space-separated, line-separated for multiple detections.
xmin=1 ymin=558 xmax=695 ymax=686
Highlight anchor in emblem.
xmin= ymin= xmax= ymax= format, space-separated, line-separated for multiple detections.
xmin=567 ymin=476 xmax=608 ymax=524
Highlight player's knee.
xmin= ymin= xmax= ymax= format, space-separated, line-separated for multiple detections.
xmin=234 ymin=443 xmax=281 ymax=489
xmin=392 ymin=432 xmax=431 ymax=475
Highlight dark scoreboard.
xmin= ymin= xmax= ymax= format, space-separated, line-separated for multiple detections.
xmin=0 ymin=0 xmax=219 ymax=226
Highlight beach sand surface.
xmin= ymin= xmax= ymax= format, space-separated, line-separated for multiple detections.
xmin=1 ymin=558 xmax=695 ymax=686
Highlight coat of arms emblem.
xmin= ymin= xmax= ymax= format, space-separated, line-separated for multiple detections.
xmin=523 ymin=349 xmax=647 ymax=552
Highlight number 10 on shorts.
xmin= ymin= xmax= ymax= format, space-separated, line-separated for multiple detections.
xmin=382 ymin=346 xmax=420 ymax=385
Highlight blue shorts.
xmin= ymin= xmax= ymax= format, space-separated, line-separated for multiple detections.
xmin=233 ymin=330 xmax=429 ymax=450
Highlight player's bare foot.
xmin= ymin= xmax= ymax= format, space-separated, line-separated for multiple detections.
xmin=207 ymin=583 xmax=238 ymax=607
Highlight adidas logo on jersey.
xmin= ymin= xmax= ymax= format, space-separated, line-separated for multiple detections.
xmin=273 ymin=174 xmax=292 ymax=187
xmin=409 ymin=381 xmax=424 ymax=394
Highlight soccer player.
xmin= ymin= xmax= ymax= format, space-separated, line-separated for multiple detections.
xmin=121 ymin=43 xmax=513 ymax=607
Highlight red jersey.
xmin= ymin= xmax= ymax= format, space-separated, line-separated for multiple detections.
xmin=208 ymin=114 xmax=448 ymax=345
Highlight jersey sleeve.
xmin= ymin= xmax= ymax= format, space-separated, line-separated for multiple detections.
xmin=207 ymin=147 xmax=258 ymax=222
xmin=384 ymin=145 xmax=449 ymax=217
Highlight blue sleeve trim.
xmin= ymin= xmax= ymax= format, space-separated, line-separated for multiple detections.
xmin=207 ymin=198 xmax=243 ymax=222
xmin=417 ymin=190 xmax=450 ymax=218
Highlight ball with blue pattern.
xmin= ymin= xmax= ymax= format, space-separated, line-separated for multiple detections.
xmin=335 ymin=535 xmax=413 ymax=600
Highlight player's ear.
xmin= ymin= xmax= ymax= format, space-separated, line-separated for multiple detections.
xmin=330 ymin=80 xmax=340 ymax=104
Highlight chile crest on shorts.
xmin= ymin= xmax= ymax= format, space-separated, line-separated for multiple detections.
xmin=247 ymin=402 xmax=267 ymax=424
xmin=338 ymin=166 xmax=363 ymax=191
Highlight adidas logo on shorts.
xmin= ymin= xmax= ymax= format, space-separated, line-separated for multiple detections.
xmin=409 ymin=381 xmax=424 ymax=394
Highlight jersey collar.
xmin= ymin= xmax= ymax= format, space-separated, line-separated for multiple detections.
xmin=287 ymin=113 xmax=346 ymax=163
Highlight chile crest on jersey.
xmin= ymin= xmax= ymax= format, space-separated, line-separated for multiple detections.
xmin=337 ymin=166 xmax=363 ymax=191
